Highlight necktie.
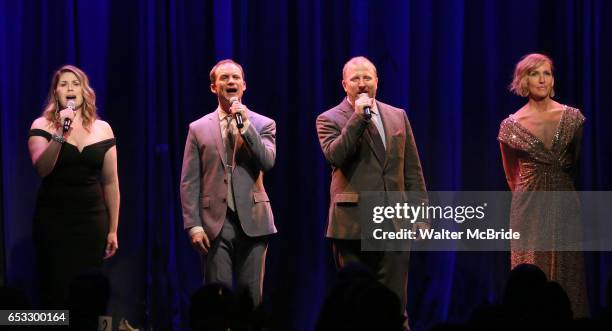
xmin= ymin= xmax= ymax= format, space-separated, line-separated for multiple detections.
xmin=367 ymin=118 xmax=386 ymax=163
xmin=225 ymin=116 xmax=235 ymax=167
xmin=224 ymin=116 xmax=236 ymax=211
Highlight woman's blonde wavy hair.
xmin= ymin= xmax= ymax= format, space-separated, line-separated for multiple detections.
xmin=509 ymin=53 xmax=555 ymax=98
xmin=42 ymin=65 xmax=97 ymax=129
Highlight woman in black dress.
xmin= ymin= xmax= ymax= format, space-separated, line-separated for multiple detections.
xmin=27 ymin=65 xmax=120 ymax=308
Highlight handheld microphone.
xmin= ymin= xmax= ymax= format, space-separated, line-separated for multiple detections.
xmin=63 ymin=99 xmax=76 ymax=133
xmin=359 ymin=93 xmax=372 ymax=119
xmin=229 ymin=96 xmax=244 ymax=129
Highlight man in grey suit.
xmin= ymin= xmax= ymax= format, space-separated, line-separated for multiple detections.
xmin=180 ymin=59 xmax=276 ymax=305
xmin=316 ymin=56 xmax=428 ymax=325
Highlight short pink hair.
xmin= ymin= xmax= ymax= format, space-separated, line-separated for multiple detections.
xmin=509 ymin=53 xmax=555 ymax=98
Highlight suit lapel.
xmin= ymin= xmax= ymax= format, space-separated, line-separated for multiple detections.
xmin=209 ymin=112 xmax=227 ymax=165
xmin=338 ymin=99 xmax=385 ymax=165
xmin=366 ymin=124 xmax=386 ymax=166
xmin=337 ymin=98 xmax=354 ymax=121
xmin=378 ymin=102 xmax=400 ymax=169
xmin=338 ymin=99 xmax=378 ymax=156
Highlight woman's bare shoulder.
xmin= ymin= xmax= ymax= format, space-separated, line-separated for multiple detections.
xmin=30 ymin=117 xmax=54 ymax=132
xmin=93 ymin=119 xmax=115 ymax=138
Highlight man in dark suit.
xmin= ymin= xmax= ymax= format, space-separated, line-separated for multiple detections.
xmin=316 ymin=56 xmax=428 ymax=324
xmin=180 ymin=59 xmax=276 ymax=306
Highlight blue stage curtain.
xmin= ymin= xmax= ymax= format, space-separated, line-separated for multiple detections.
xmin=2 ymin=1 xmax=612 ymax=330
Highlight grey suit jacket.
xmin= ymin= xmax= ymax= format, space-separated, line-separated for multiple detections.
xmin=180 ymin=110 xmax=277 ymax=241
xmin=316 ymin=99 xmax=427 ymax=239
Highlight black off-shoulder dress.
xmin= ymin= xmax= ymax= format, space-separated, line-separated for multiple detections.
xmin=29 ymin=129 xmax=116 ymax=308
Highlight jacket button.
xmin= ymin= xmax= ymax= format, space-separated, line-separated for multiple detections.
xmin=222 ymin=198 xmax=227 ymax=203
xmin=224 ymin=179 xmax=228 ymax=184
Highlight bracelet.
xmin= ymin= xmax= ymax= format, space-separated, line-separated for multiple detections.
xmin=51 ymin=134 xmax=66 ymax=144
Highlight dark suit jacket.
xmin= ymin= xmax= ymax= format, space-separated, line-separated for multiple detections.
xmin=180 ymin=109 xmax=277 ymax=241
xmin=316 ymin=99 xmax=427 ymax=239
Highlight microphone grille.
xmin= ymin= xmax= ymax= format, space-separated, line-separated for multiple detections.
xmin=229 ymin=97 xmax=239 ymax=105
xmin=67 ymin=99 xmax=76 ymax=109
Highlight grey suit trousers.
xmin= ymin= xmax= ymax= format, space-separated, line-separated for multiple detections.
xmin=201 ymin=209 xmax=269 ymax=306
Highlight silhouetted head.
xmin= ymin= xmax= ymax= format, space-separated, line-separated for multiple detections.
xmin=503 ymin=263 xmax=548 ymax=308
xmin=316 ymin=263 xmax=404 ymax=331
xmin=540 ymin=281 xmax=573 ymax=322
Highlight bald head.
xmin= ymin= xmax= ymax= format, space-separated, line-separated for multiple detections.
xmin=342 ymin=56 xmax=378 ymax=80
xmin=341 ymin=56 xmax=379 ymax=104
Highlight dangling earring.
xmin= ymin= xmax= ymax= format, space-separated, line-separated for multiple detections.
xmin=55 ymin=99 xmax=61 ymax=122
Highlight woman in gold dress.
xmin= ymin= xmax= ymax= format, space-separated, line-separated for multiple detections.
xmin=498 ymin=53 xmax=588 ymax=317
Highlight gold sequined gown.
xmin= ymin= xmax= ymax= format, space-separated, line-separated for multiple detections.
xmin=498 ymin=105 xmax=588 ymax=317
